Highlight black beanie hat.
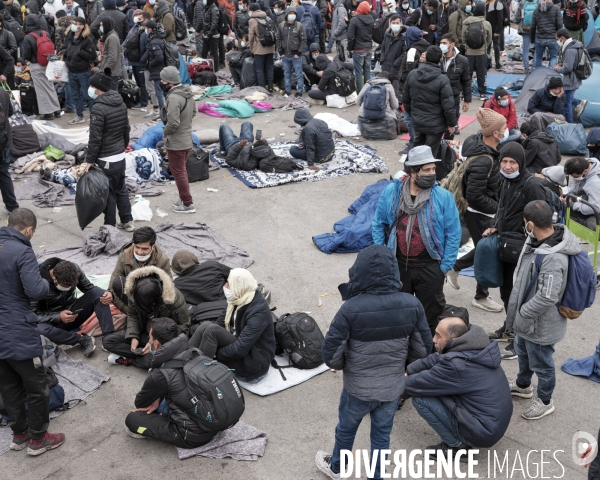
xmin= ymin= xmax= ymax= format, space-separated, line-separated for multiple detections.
xmin=499 ymin=141 xmax=526 ymax=172
xmin=249 ymin=3 xmax=259 ymax=10
xmin=548 ymin=76 xmax=563 ymax=89
xmin=494 ymin=86 xmax=509 ymax=100
xmin=89 ymin=68 xmax=113 ymax=92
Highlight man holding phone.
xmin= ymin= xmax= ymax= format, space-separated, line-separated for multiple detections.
xmin=33 ymin=258 xmax=115 ymax=358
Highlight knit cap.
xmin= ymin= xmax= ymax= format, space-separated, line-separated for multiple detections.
xmin=477 ymin=108 xmax=506 ymax=136
xmin=171 ymin=250 xmax=199 ymax=276
xmin=89 ymin=68 xmax=113 ymax=92
xmin=160 ymin=66 xmax=181 ymax=84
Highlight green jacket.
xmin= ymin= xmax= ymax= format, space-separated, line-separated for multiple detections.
xmin=161 ymin=84 xmax=196 ymax=151
xmin=462 ymin=16 xmax=492 ymax=56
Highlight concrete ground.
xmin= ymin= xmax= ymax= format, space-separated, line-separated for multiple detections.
xmin=1 ymin=92 xmax=598 ymax=480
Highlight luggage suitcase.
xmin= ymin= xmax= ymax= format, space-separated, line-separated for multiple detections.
xmin=19 ymin=83 xmax=38 ymax=115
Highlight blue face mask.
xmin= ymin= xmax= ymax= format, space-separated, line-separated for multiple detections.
xmin=99 ymin=26 xmax=104 ymax=34
xmin=312 ymin=54 xmax=318 ymax=59
xmin=499 ymin=99 xmax=508 ymax=107
xmin=239 ymin=4 xmax=244 ymax=9
xmin=150 ymin=343 xmax=157 ymax=355
xmin=426 ymin=8 xmax=433 ymax=14
xmin=465 ymin=5 xmax=472 ymax=12
xmin=391 ymin=24 xmax=401 ymax=32
xmin=500 ymin=169 xmax=519 ymax=179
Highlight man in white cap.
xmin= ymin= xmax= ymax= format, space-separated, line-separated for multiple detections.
xmin=373 ymin=145 xmax=462 ymax=336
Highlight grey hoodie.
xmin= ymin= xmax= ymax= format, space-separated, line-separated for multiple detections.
xmin=356 ymin=77 xmax=399 ymax=122
xmin=570 ymin=158 xmax=600 ymax=216
xmin=506 ymin=225 xmax=580 ymax=345
xmin=556 ymin=38 xmax=583 ymax=90
xmin=331 ymin=0 xmax=348 ymax=40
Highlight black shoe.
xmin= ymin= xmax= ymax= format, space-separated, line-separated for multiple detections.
xmin=267 ymin=86 xmax=274 ymax=93
xmin=399 ymin=143 xmax=413 ymax=155
xmin=63 ymin=108 xmax=75 ymax=114
xmin=79 ymin=335 xmax=96 ymax=357
xmin=426 ymin=442 xmax=472 ymax=463
xmin=43 ymin=113 xmax=54 ymax=120
xmin=501 ymin=340 xmax=517 ymax=360
xmin=295 ymin=91 xmax=303 ymax=97
xmin=54 ymin=110 xmax=63 ymax=118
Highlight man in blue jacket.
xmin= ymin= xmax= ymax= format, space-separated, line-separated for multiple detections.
xmin=316 ymin=244 xmax=432 ymax=480
xmin=0 ymin=209 xmax=65 ymax=456
xmin=405 ymin=317 xmax=513 ymax=456
xmin=372 ymin=145 xmax=462 ymax=335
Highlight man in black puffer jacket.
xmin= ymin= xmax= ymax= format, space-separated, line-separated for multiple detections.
xmin=306 ymin=57 xmax=354 ymax=102
xmin=290 ymin=108 xmax=335 ymax=171
xmin=302 ymin=42 xmax=331 ymax=88
xmin=447 ymin=108 xmax=503 ymax=314
xmin=347 ymin=0 xmax=373 ymax=92
xmin=85 ymin=68 xmax=133 ymax=229
xmin=403 ymin=45 xmax=456 ymax=158
xmin=126 ymin=319 xmax=218 ymax=448
xmin=520 ymin=121 xmax=561 ymax=174
xmin=316 ymin=245 xmax=432 ymax=479
xmin=440 ymin=33 xmax=471 ymax=139
xmin=193 ymin=0 xmax=204 ymax=54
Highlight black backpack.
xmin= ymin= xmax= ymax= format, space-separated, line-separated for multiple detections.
xmin=372 ymin=15 xmax=390 ymax=45
xmin=217 ymin=5 xmax=231 ymax=35
xmin=465 ymin=21 xmax=485 ymax=50
xmin=164 ymin=41 xmax=181 ymax=68
xmin=4 ymin=17 xmax=24 ymax=44
xmin=333 ymin=62 xmax=356 ymax=97
xmin=435 ymin=140 xmax=458 ymax=181
xmin=160 ymin=348 xmax=245 ymax=432
xmin=273 ymin=313 xmax=325 ymax=372
xmin=190 ymin=299 xmax=228 ymax=325
xmin=124 ymin=28 xmax=142 ymax=62
xmin=257 ymin=16 xmax=277 ymax=47
xmin=174 ymin=14 xmax=188 ymax=41
xmin=258 ymin=156 xmax=304 ymax=173
xmin=186 ymin=145 xmax=210 ymax=182
xmin=575 ymin=46 xmax=593 ymax=80
xmin=362 ymin=83 xmax=387 ymax=120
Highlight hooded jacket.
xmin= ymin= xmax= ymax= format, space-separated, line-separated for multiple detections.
xmin=0 ymin=227 xmax=49 ymax=361
xmin=462 ymin=10 xmax=492 ymax=55
xmin=522 ymin=129 xmax=561 ymax=174
xmin=0 ymin=42 xmax=13 ymax=76
xmin=587 ymin=128 xmax=600 ymax=161
xmin=448 ymin=0 xmax=472 ymax=45
xmin=225 ymin=139 xmax=258 ymax=170
xmin=506 ymin=225 xmax=580 ymax=345
xmin=570 ymin=158 xmax=600 ymax=217
xmin=527 ymin=84 xmax=565 ymax=115
xmin=24 ymin=0 xmax=49 ymax=32
xmin=483 ymin=94 xmax=518 ymax=130
xmin=461 ymin=133 xmax=501 ymax=215
xmin=140 ymin=23 xmax=166 ymax=79
xmin=248 ymin=9 xmax=276 ymax=55
xmin=294 ymin=108 xmax=335 ymax=166
xmin=276 ymin=8 xmax=307 ymax=56
xmin=347 ymin=9 xmax=373 ymax=51
xmin=162 ymin=84 xmax=196 ymax=151
xmin=404 ymin=324 xmax=513 ymax=448
xmin=0 ymin=25 xmax=17 ymax=61
xmin=356 ymin=76 xmax=399 ymax=122
xmin=398 ymin=31 xmax=429 ymax=86
xmin=22 ymin=15 xmax=48 ymax=63
xmin=563 ymin=0 xmax=588 ymax=32
xmin=87 ymin=89 xmax=130 ymax=164
xmin=372 ymin=177 xmax=461 ymax=274
xmin=331 ymin=0 xmax=348 ymax=40
xmin=3 ymin=0 xmax=22 ymax=24
xmin=90 ymin=0 xmax=128 ymax=41
xmin=108 ymin=242 xmax=172 ymax=314
xmin=441 ymin=46 xmax=472 ymax=104
xmin=62 ymin=24 xmax=96 ymax=73
xmin=154 ymin=0 xmax=175 ymax=42
xmin=124 ymin=265 xmax=190 ymax=340
xmin=98 ymin=16 xmax=123 ymax=75
xmin=33 ymin=257 xmax=96 ymax=324
xmin=215 ymin=288 xmax=276 ymax=381
xmin=530 ymin=0 xmax=562 ymax=41
xmin=322 ymin=245 xmax=432 ymax=402
xmin=316 ymin=56 xmax=352 ymax=94
xmin=379 ymin=28 xmax=405 ymax=79
xmin=174 ymin=260 xmax=231 ymax=306
xmin=555 ymin=38 xmax=583 ymax=90
xmin=203 ymin=0 xmax=219 ymax=37
xmin=296 ymin=2 xmax=322 ymax=42
xmin=403 ymin=62 xmax=457 ymax=134
xmin=405 ymin=6 xmax=437 ymax=45
xmin=301 ymin=45 xmax=330 ymax=80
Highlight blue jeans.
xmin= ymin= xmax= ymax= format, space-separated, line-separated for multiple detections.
xmin=409 ymin=0 xmax=420 ymax=8
xmin=68 ymin=71 xmax=92 ymax=118
xmin=282 ymin=55 xmax=304 ymax=94
xmin=63 ymin=81 xmax=75 ymax=111
xmin=327 ymin=34 xmax=335 ymax=52
xmin=330 ymin=388 xmax=400 ymax=480
xmin=153 ymin=80 xmax=165 ymax=110
xmin=132 ymin=65 xmax=148 ymax=106
xmin=412 ymin=396 xmax=466 ymax=447
xmin=500 ymin=128 xmax=522 ymax=144
xmin=219 ymin=121 xmax=254 ymax=153
xmin=563 ymin=89 xmax=580 ymax=123
xmin=534 ymin=38 xmax=558 ymax=68
xmin=514 ymin=335 xmax=556 ymax=402
xmin=253 ymin=53 xmax=274 ymax=89
xmin=522 ymin=33 xmax=531 ymax=71
xmin=352 ymin=50 xmax=372 ymax=92
xmin=404 ymin=111 xmax=414 ymax=144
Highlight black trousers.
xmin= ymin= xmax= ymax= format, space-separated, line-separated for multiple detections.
xmin=398 ymin=259 xmax=446 ymax=336
xmin=0 ymin=154 xmax=18 ymax=212
xmin=490 ymin=34 xmax=501 ymax=68
xmin=125 ymin=411 xmax=216 ymax=448
xmin=500 ymin=261 xmax=517 ymax=312
xmin=444 ymin=103 xmax=461 ymax=140
xmin=413 ymin=130 xmax=444 ymax=159
xmin=201 ymin=36 xmax=220 ymax=72
xmin=454 ymin=210 xmax=495 ymax=300
xmin=468 ymin=54 xmax=487 ymax=96
xmin=230 ymin=65 xmax=242 ymax=84
xmin=96 ymin=159 xmax=132 ymax=227
xmin=102 ymin=330 xmax=152 ymax=369
xmin=37 ymin=287 xmax=114 ymax=345
xmin=219 ymin=36 xmax=225 ymax=67
xmin=307 ymin=89 xmax=328 ymax=101
xmin=189 ymin=322 xmax=236 ymax=359
xmin=0 ymin=357 xmax=49 ymax=439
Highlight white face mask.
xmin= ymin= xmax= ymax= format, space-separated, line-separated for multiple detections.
xmin=288 ymin=14 xmax=296 ymax=21
xmin=134 ymin=246 xmax=153 ymax=263
xmin=87 ymin=86 xmax=98 ymax=99
xmin=223 ymin=287 xmax=236 ymax=302
xmin=134 ymin=16 xmax=139 ymax=23
xmin=496 ymin=129 xmax=509 ymax=141
xmin=524 ymin=221 xmax=535 ymax=238
xmin=71 ymin=24 xmax=78 ymax=32
xmin=55 ymin=283 xmax=72 ymax=292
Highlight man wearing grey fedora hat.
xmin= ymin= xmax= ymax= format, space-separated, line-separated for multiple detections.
xmin=373 ymin=145 xmax=462 ymax=335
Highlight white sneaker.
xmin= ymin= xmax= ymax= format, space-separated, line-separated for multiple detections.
xmin=522 ymin=398 xmax=555 ymax=420
xmin=116 ymin=221 xmax=135 ymax=232
xmin=472 ymin=297 xmax=503 ymax=313
xmin=508 ymin=379 xmax=533 ymax=398
xmin=446 ymin=269 xmax=460 ymax=290
xmin=315 ymin=451 xmax=340 ymax=479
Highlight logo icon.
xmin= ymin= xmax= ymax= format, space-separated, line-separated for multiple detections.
xmin=572 ymin=431 xmax=598 ymax=466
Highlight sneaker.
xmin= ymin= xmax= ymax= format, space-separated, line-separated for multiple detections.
xmin=68 ymin=116 xmax=86 ymax=125
xmin=145 ymin=109 xmax=160 ymax=118
xmin=446 ymin=269 xmax=460 ymax=290
xmin=283 ymin=93 xmax=290 ymax=98
xmin=173 ymin=203 xmax=196 ymax=214
xmin=508 ymin=379 xmax=533 ymax=398
xmin=10 ymin=432 xmax=30 ymax=451
xmin=309 ymin=98 xmax=325 ymax=105
xmin=79 ymin=335 xmax=96 ymax=357
xmin=575 ymin=99 xmax=588 ymax=118
xmin=472 ymin=297 xmax=503 ymax=313
xmin=399 ymin=143 xmax=413 ymax=155
xmin=43 ymin=113 xmax=54 ymax=120
xmin=295 ymin=91 xmax=303 ymax=97
xmin=480 ymin=95 xmax=487 ymax=101
xmin=131 ymin=104 xmax=145 ymax=110
xmin=522 ymin=398 xmax=555 ymax=420
xmin=267 ymin=86 xmax=274 ymax=93
xmin=125 ymin=425 xmax=147 ymax=439
xmin=108 ymin=353 xmax=133 ymax=366
xmin=501 ymin=341 xmax=518 ymax=360
xmin=488 ymin=325 xmax=515 ymax=341
xmin=116 ymin=221 xmax=136 ymax=232
xmin=173 ymin=198 xmax=183 ymax=207
xmin=315 ymin=451 xmax=340 ymax=479
xmin=454 ymin=127 xmax=461 ymax=135
xmin=54 ymin=110 xmax=64 ymax=118
xmin=27 ymin=432 xmax=65 ymax=456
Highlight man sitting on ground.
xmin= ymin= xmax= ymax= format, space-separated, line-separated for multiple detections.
xmin=290 ymin=108 xmax=335 ymax=171
xmin=356 ymin=71 xmax=399 ymax=140
xmin=527 ymin=76 xmax=565 ymax=116
xmin=306 ymin=58 xmax=354 ymax=104
xmin=302 ymin=43 xmax=330 ymax=89
xmin=125 ymin=318 xmax=218 ymax=448
xmin=563 ymin=157 xmax=600 ymax=230
xmin=404 ymin=317 xmax=513 ymax=457
xmin=172 ymin=250 xmax=231 ymax=305
xmin=102 ymin=266 xmax=189 ymax=368
xmin=520 ymin=121 xmax=562 ymax=174
xmin=34 ymin=259 xmax=113 ymax=357
xmin=103 ymin=226 xmax=171 ymax=314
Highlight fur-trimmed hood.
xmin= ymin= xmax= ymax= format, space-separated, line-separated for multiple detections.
xmin=124 ymin=265 xmax=177 ymax=304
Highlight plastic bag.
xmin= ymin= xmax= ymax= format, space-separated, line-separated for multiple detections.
xmin=75 ymin=166 xmax=109 ymax=230
xmin=240 ymin=57 xmax=257 ymax=89
xmin=326 ymin=94 xmax=350 ymax=109
xmin=546 ymin=122 xmax=588 ymax=155
xmin=131 ymin=199 xmax=153 ymax=221
xmin=46 ymin=60 xmax=69 ymax=82
xmin=358 ymin=116 xmax=398 ymax=141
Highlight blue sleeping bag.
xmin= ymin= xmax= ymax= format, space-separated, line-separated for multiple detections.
xmin=132 ymin=122 xmax=201 ymax=150
xmin=313 ymin=180 xmax=391 ymax=254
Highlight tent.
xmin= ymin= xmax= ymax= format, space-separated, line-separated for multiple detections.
xmin=513 ymin=67 xmax=561 ymax=114
xmin=576 ymin=61 xmax=600 ymax=127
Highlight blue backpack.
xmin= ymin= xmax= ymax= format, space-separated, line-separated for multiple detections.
xmin=298 ymin=7 xmax=316 ymax=42
xmin=524 ymin=251 xmax=597 ymax=319
xmin=522 ymin=0 xmax=536 ymax=29
xmin=362 ymin=83 xmax=387 ymax=120
xmin=474 ymin=234 xmax=504 ymax=288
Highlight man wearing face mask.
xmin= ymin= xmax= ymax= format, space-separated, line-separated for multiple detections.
xmin=228 ymin=34 xmax=252 ymax=84
xmin=104 ymin=227 xmax=172 ymax=314
xmin=586 ymin=128 xmax=600 ymax=161
xmin=33 ymin=259 xmax=112 ymax=358
xmin=234 ymin=0 xmax=250 ymax=40
xmin=373 ymin=145 xmax=462 ymax=335
xmin=0 ymin=209 xmax=67 ymax=457
xmin=301 ymin=42 xmax=329 ymax=87
xmin=397 ymin=0 xmax=412 ymax=23
xmin=527 ymin=76 xmax=565 ymax=117
xmin=122 ymin=9 xmax=148 ymax=109
xmin=43 ymin=0 xmax=66 ymax=21
xmin=563 ymin=157 xmax=600 ymax=230
xmin=90 ymin=0 xmax=128 ymax=42
xmin=64 ymin=0 xmax=85 ymax=18
xmin=448 ymin=0 xmax=472 ymax=53
xmin=405 ymin=0 xmax=438 ymax=46
xmin=277 ymin=6 xmax=307 ymax=98
xmin=553 ymin=28 xmax=586 ymax=124
xmin=437 ymin=0 xmax=457 ymax=37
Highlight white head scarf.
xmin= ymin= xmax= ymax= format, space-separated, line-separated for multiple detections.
xmin=224 ymin=268 xmax=258 ymax=331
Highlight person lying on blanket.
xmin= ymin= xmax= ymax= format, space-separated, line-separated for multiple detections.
xmin=33 ymin=259 xmax=113 ymax=358
xmin=188 ymin=268 xmax=275 ymax=384
xmin=290 ymin=108 xmax=335 ymax=172
xmin=125 ymin=318 xmax=219 ymax=449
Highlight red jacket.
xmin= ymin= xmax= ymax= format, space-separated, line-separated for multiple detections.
xmin=484 ymin=95 xmax=518 ymax=130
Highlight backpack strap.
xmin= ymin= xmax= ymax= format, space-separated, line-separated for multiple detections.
xmin=159 ymin=347 xmax=203 ymax=369
xmin=522 ymin=254 xmax=546 ymax=304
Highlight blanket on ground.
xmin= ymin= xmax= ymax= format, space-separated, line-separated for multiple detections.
xmin=206 ymin=86 xmax=311 ymax=110
xmin=561 ymin=344 xmax=600 ymax=384
xmin=31 ymin=120 xmax=90 ymax=144
xmin=212 ymin=140 xmax=388 ymax=188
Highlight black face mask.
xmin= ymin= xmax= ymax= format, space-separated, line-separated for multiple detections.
xmin=414 ymin=173 xmax=436 ymax=189
xmin=159 ymin=82 xmax=171 ymax=93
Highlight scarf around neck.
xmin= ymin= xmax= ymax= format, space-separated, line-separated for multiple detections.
xmin=397 ymin=177 xmax=432 ymax=257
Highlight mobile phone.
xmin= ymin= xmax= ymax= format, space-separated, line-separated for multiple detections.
xmin=71 ymin=309 xmax=83 ymax=314
xmin=256 ymin=130 xmax=262 ymax=140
